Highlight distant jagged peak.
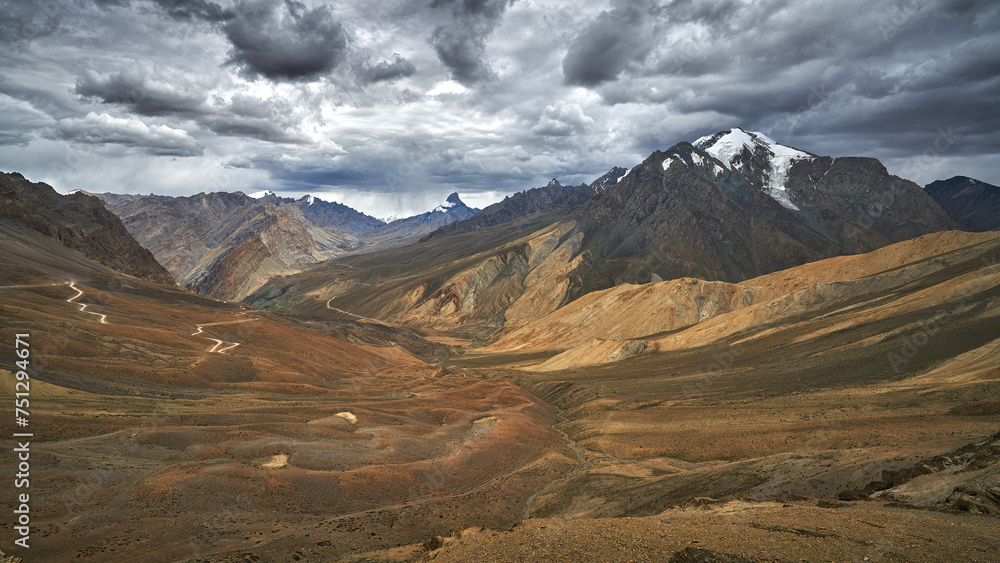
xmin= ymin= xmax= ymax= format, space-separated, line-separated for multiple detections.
xmin=248 ymin=189 xmax=276 ymax=199
xmin=589 ymin=166 xmax=629 ymax=192
xmin=434 ymin=192 xmax=469 ymax=213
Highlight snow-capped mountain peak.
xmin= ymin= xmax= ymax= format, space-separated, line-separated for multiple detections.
xmin=432 ymin=192 xmax=466 ymax=213
xmin=693 ymin=127 xmax=814 ymax=211
xmin=693 ymin=128 xmax=812 ymax=169
xmin=249 ymin=190 xmax=276 ymax=199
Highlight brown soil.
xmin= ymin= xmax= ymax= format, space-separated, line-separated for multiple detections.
xmin=0 ymin=236 xmax=573 ymax=562
xmin=424 ymin=500 xmax=1000 ymax=562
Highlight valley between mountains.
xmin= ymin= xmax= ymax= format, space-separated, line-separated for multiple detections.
xmin=1 ymin=128 xmax=999 ymax=562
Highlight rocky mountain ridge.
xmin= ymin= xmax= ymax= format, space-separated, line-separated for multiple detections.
xmin=249 ymin=190 xmax=385 ymax=235
xmin=99 ymin=190 xmax=483 ymax=300
xmin=100 ymin=191 xmax=361 ymax=300
xmin=424 ymin=168 xmax=628 ymax=241
xmin=0 ymin=172 xmax=172 ymax=283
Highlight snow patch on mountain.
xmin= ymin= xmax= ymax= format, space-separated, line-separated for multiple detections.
xmin=694 ymin=128 xmax=757 ymax=170
xmin=618 ymin=166 xmax=634 ymax=183
xmin=694 ymin=128 xmax=812 ymax=211
xmin=433 ymin=201 xmax=457 ymax=213
xmin=663 ymin=157 xmax=681 ymax=171
xmin=249 ymin=190 xmax=276 ymax=199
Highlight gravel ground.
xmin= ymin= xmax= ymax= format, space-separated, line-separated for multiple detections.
xmin=422 ymin=499 xmax=1000 ymax=562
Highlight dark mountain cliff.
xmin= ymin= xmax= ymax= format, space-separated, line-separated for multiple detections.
xmin=0 ymin=172 xmax=172 ymax=283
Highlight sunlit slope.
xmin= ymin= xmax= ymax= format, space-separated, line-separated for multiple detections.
xmin=482 ymin=231 xmax=999 ymax=373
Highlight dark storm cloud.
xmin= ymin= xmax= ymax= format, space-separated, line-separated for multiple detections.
xmin=429 ymin=28 xmax=493 ymax=85
xmin=1 ymin=0 xmax=1000 ymax=211
xmin=74 ymin=69 xmax=208 ymax=116
xmin=202 ymin=117 xmax=303 ymax=143
xmin=150 ymin=0 xmax=234 ymax=22
xmin=53 ymin=112 xmax=204 ymax=156
xmin=271 ymin=165 xmax=374 ymax=188
xmin=562 ymin=1 xmax=658 ymax=86
xmin=568 ymin=0 xmax=1000 ymax=161
xmin=202 ymin=93 xmax=311 ymax=143
xmin=428 ymin=0 xmax=515 ymax=85
xmin=358 ymin=55 xmax=417 ymax=84
xmin=222 ymin=0 xmax=349 ymax=81
xmin=430 ymin=0 xmax=514 ymax=20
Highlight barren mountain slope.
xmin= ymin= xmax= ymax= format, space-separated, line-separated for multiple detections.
xmin=925 ymin=175 xmax=1000 ymax=232
xmin=0 ymin=216 xmax=572 ymax=562
xmin=100 ymin=191 xmax=360 ymax=300
xmin=247 ymin=211 xmax=592 ymax=335
xmin=487 ymin=230 xmax=999 ymax=366
xmin=0 ymin=172 xmax=171 ymax=283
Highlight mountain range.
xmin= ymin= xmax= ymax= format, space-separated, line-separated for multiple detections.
xmin=247 ymin=128 xmax=973 ymax=337
xmin=97 ymin=189 xmax=478 ymax=300
xmin=423 ymin=169 xmax=627 ymax=241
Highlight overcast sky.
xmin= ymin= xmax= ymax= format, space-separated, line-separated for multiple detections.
xmin=0 ymin=0 xmax=997 ymax=218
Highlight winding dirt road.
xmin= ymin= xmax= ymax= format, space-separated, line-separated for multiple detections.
xmin=23 ymin=279 xmax=258 ymax=355
xmin=66 ymin=281 xmax=108 ymax=324
xmin=191 ymin=317 xmax=259 ymax=354
xmin=326 ymin=298 xmax=399 ymax=327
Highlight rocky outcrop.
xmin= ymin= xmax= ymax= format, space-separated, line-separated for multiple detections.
xmin=847 ymin=431 xmax=1000 ymax=516
xmin=0 ymin=172 xmax=172 ymax=283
